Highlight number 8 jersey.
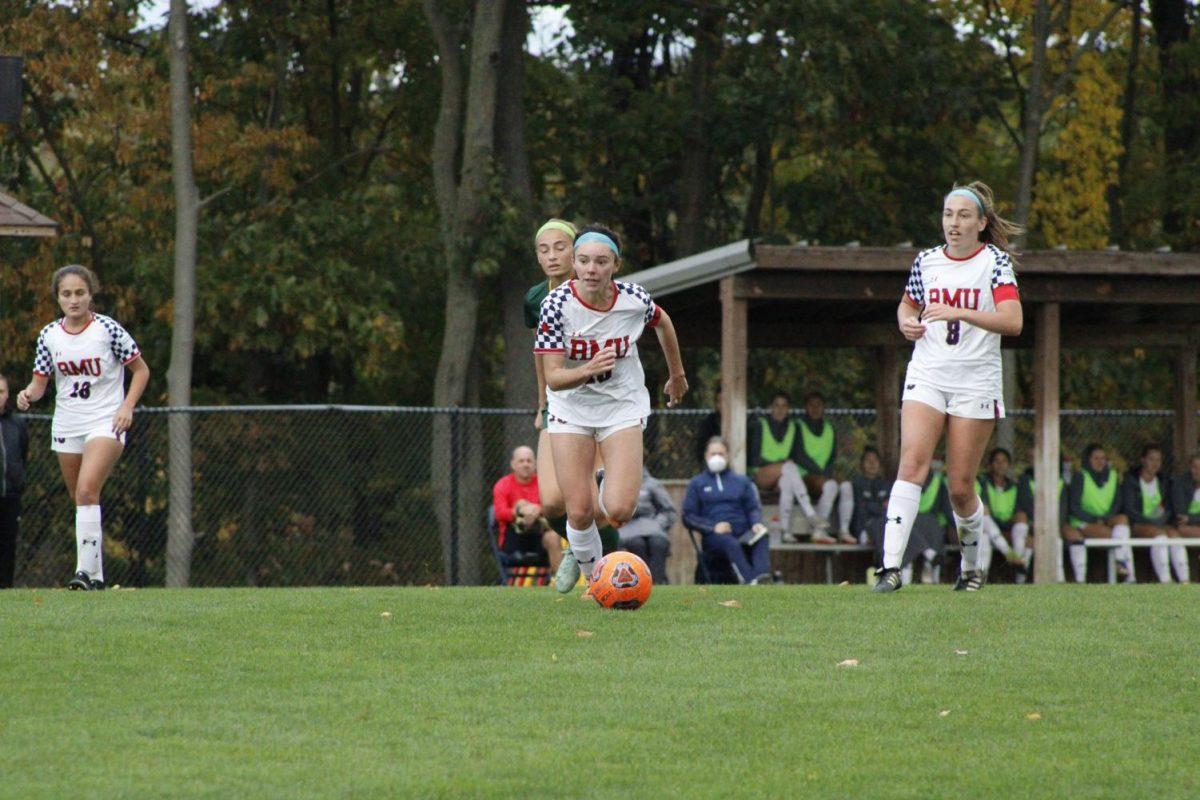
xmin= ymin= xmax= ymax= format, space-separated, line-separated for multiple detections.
xmin=33 ymin=313 xmax=141 ymax=437
xmin=902 ymin=243 xmax=1019 ymax=398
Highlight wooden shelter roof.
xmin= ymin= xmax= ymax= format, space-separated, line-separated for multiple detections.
xmin=0 ymin=189 xmax=58 ymax=237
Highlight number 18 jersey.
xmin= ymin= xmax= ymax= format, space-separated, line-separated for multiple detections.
xmin=33 ymin=313 xmax=141 ymax=437
xmin=534 ymin=279 xmax=662 ymax=427
xmin=903 ymin=243 xmax=1019 ymax=398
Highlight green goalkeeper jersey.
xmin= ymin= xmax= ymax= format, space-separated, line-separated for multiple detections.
xmin=523 ymin=280 xmax=550 ymax=330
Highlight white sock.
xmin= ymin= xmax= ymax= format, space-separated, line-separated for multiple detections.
xmin=922 ymin=547 xmax=936 ymax=562
xmin=1056 ymin=544 xmax=1066 ymax=583
xmin=1170 ymin=543 xmax=1190 ymax=583
xmin=953 ymin=498 xmax=985 ymax=573
xmin=837 ymin=481 xmax=854 ymax=534
xmin=978 ymin=522 xmax=994 ymax=572
xmin=596 ymin=478 xmax=609 ymax=520
xmin=566 ymin=521 xmax=603 ymax=583
xmin=76 ymin=504 xmax=103 ymax=581
xmin=900 ymin=564 xmax=913 ymax=585
xmin=780 ymin=463 xmax=816 ymax=520
xmin=1150 ymin=535 xmax=1171 ymax=583
xmin=1112 ymin=523 xmax=1133 ymax=566
xmin=1069 ymin=542 xmax=1087 ymax=583
xmin=881 ymin=480 xmax=922 ymax=570
xmin=815 ymin=479 xmax=838 ymax=520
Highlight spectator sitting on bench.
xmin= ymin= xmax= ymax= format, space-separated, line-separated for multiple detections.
xmin=747 ymin=391 xmax=825 ymax=541
xmin=899 ymin=461 xmax=956 ymax=586
xmin=1064 ymin=443 xmax=1132 ymax=583
xmin=1124 ymin=443 xmax=1188 ymax=583
xmin=1172 ymin=452 xmax=1200 ymax=548
xmin=492 ymin=446 xmax=563 ymax=572
xmin=683 ymin=436 xmax=772 ymax=584
xmin=849 ymin=447 xmax=889 ymax=548
xmin=617 ymin=467 xmax=677 ymax=584
xmin=796 ymin=392 xmax=856 ymax=544
xmin=977 ymin=448 xmax=1027 ymax=579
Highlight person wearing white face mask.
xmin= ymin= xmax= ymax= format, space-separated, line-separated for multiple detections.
xmin=682 ymin=437 xmax=773 ymax=584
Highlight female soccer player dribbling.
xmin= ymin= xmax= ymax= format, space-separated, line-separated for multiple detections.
xmin=16 ymin=266 xmax=150 ymax=590
xmin=874 ymin=182 xmax=1023 ymax=592
xmin=536 ymin=225 xmax=687 ymax=587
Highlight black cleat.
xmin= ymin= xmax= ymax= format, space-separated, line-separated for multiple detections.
xmin=89 ymin=579 xmax=106 ymax=591
xmin=953 ymin=570 xmax=984 ymax=591
xmin=66 ymin=571 xmax=92 ymax=591
xmin=872 ymin=567 xmax=902 ymax=593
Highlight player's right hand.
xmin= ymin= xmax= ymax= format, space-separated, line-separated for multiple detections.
xmin=16 ymin=389 xmax=31 ymax=411
xmin=586 ymin=346 xmax=617 ymax=376
xmin=899 ymin=317 xmax=926 ymax=341
xmin=534 ymin=409 xmax=545 ymax=430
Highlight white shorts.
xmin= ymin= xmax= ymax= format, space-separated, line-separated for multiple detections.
xmin=52 ymin=424 xmax=126 ymax=454
xmin=902 ymin=382 xmax=1005 ymax=420
xmin=547 ymin=414 xmax=646 ymax=442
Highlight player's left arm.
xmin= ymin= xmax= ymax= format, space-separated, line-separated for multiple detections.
xmin=651 ymin=309 xmax=688 ymax=407
xmin=113 ymin=356 xmax=150 ymax=435
xmin=922 ymin=298 xmax=1022 ymax=336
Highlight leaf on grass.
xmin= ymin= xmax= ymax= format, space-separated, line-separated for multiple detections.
xmin=576 ymin=630 xmax=594 ymax=638
xmin=836 ymin=659 xmax=860 ymax=668
xmin=32 ymin=594 xmax=43 ymax=606
xmin=380 ymin=611 xmax=392 ymax=618
xmin=839 ymin=581 xmax=851 ymax=587
xmin=551 ymin=653 xmax=558 ymax=662
xmin=555 ymin=597 xmax=565 ymax=603
xmin=1026 ymin=712 xmax=1042 ymax=721
xmin=719 ymin=599 xmax=741 ymax=608
xmin=955 ymin=649 xmax=969 ymax=656
xmin=939 ymin=709 xmax=951 ymax=717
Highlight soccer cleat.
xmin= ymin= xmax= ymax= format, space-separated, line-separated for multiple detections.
xmin=66 ymin=571 xmax=92 ymax=591
xmin=89 ymin=579 xmax=106 ymax=591
xmin=872 ymin=567 xmax=902 ymax=593
xmin=953 ymin=570 xmax=984 ymax=591
xmin=837 ymin=531 xmax=857 ymax=545
xmin=811 ymin=532 xmax=837 ymax=545
xmin=554 ymin=549 xmax=581 ymax=593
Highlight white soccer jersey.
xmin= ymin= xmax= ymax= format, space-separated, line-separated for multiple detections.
xmin=902 ymin=243 xmax=1019 ymax=397
xmin=534 ymin=279 xmax=662 ymax=427
xmin=33 ymin=313 xmax=141 ymax=437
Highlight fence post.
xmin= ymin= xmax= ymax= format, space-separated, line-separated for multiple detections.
xmin=449 ymin=408 xmax=460 ymax=586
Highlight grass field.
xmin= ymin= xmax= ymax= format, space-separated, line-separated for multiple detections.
xmin=2 ymin=584 xmax=1198 ymax=799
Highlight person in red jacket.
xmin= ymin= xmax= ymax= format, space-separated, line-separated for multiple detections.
xmin=492 ymin=446 xmax=563 ymax=571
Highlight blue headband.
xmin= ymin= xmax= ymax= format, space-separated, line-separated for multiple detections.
xmin=575 ymin=231 xmax=620 ymax=257
xmin=946 ymin=187 xmax=984 ymax=214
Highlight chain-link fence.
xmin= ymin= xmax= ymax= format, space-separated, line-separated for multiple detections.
xmin=10 ymin=406 xmax=1195 ymax=588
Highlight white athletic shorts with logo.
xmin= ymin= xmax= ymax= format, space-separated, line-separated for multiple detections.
xmin=547 ymin=413 xmax=647 ymax=442
xmin=52 ymin=423 xmax=126 ymax=454
xmin=902 ymin=382 xmax=1005 ymax=420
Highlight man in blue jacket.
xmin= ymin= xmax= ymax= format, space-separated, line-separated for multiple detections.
xmin=683 ymin=437 xmax=772 ymax=584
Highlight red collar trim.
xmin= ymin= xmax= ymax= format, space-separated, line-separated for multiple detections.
xmin=60 ymin=313 xmax=95 ymax=336
xmin=942 ymin=243 xmax=986 ymax=262
xmin=570 ymin=279 xmax=617 ymax=312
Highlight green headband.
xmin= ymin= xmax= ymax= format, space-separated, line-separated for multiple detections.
xmin=534 ymin=220 xmax=576 ymax=246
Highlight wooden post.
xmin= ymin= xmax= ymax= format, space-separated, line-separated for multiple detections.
xmin=1175 ymin=346 xmax=1198 ymax=471
xmin=719 ymin=276 xmax=748 ymax=472
xmin=1033 ymin=303 xmax=1061 ymax=585
xmin=874 ymin=346 xmax=901 ymax=475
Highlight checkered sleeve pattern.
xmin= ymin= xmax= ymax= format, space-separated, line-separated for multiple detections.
xmin=989 ymin=246 xmax=1018 ymax=288
xmin=533 ymin=288 xmax=567 ymax=353
xmin=904 ymin=252 xmax=926 ymax=306
xmin=99 ymin=315 xmax=141 ymax=364
xmin=622 ymin=282 xmax=662 ymax=327
xmin=32 ymin=324 xmax=54 ymax=376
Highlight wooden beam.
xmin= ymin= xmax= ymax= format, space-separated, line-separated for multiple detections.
xmin=874 ymin=347 xmax=902 ymax=475
xmin=735 ymin=272 xmax=902 ymax=302
xmin=1175 ymin=346 xmax=1198 ymax=470
xmin=719 ymin=276 xmax=748 ymax=473
xmin=1018 ymin=276 xmax=1200 ymax=305
xmin=1033 ymin=303 xmax=1061 ymax=585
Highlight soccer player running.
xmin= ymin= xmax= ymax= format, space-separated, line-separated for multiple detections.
xmin=16 ymin=266 xmax=150 ymax=590
xmin=535 ymin=225 xmax=687 ymax=590
xmin=874 ymin=182 xmax=1023 ymax=593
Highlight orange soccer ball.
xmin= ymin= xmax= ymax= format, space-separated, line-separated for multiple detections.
xmin=589 ymin=551 xmax=653 ymax=610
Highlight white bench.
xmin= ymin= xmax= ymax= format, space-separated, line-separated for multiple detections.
xmin=1082 ymin=538 xmax=1200 ymax=583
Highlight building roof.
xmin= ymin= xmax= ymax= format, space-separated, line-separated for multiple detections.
xmin=0 ymin=189 xmax=58 ymax=237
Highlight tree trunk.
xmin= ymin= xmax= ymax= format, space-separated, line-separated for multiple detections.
xmin=496 ymin=0 xmax=538 ymax=448
xmin=423 ymin=0 xmax=506 ymax=583
xmin=1150 ymin=0 xmax=1198 ymax=242
xmin=1108 ymin=0 xmax=1142 ymax=248
xmin=676 ymin=11 xmax=722 ymax=256
xmin=1014 ymin=0 xmax=1051 ymax=232
xmin=166 ymin=0 xmax=198 ymax=588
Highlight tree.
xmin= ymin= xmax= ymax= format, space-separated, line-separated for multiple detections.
xmin=166 ymin=0 xmax=198 ymax=588
xmin=1150 ymin=0 xmax=1200 ymax=247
